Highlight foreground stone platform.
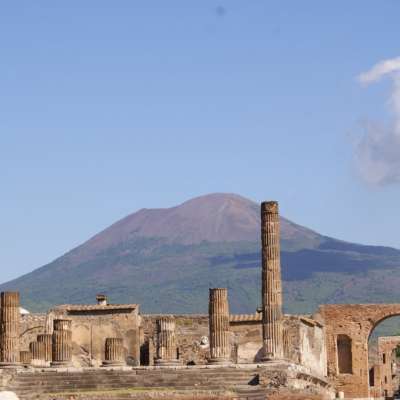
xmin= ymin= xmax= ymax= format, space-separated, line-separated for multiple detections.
xmin=0 ymin=362 xmax=334 ymax=400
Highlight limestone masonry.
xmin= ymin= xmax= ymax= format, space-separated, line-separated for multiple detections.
xmin=0 ymin=201 xmax=396 ymax=399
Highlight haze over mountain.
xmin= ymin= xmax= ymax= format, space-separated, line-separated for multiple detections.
xmin=2 ymin=193 xmax=400 ymax=314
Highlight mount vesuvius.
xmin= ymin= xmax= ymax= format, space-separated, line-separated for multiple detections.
xmin=2 ymin=193 xmax=400 ymax=314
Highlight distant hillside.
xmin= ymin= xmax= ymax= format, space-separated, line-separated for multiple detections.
xmin=2 ymin=193 xmax=400 ymax=314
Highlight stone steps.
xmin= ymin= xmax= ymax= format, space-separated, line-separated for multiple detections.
xmin=6 ymin=368 xmax=262 ymax=398
xmin=12 ymin=374 xmax=257 ymax=385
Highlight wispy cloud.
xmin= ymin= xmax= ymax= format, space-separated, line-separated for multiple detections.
xmin=356 ymin=57 xmax=400 ymax=186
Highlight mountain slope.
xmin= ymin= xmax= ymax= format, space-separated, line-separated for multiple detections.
xmin=2 ymin=193 xmax=400 ymax=314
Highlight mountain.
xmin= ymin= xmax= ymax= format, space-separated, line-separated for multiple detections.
xmin=2 ymin=193 xmax=400 ymax=314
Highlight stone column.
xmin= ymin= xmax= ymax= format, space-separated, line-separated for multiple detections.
xmin=20 ymin=351 xmax=32 ymax=366
xmin=51 ymin=319 xmax=72 ymax=367
xmin=155 ymin=316 xmax=180 ymax=366
xmin=37 ymin=334 xmax=52 ymax=364
xmin=208 ymin=288 xmax=231 ymax=365
xmin=102 ymin=338 xmax=125 ymax=366
xmin=30 ymin=341 xmax=46 ymax=367
xmin=0 ymin=292 xmax=20 ymax=367
xmin=261 ymin=201 xmax=283 ymax=361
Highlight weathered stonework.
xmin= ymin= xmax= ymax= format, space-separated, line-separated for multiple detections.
xmin=139 ymin=313 xmax=326 ymax=376
xmin=369 ymin=336 xmax=400 ymax=398
xmin=19 ymin=350 xmax=31 ymax=366
xmin=141 ymin=315 xmax=210 ymax=366
xmin=103 ymin=337 xmax=125 ymax=366
xmin=316 ymin=303 xmax=400 ymax=398
xmin=155 ymin=316 xmax=180 ymax=366
xmin=20 ymin=313 xmax=47 ymax=352
xmin=48 ymin=303 xmax=140 ymax=367
xmin=208 ymin=288 xmax=231 ymax=365
xmin=29 ymin=341 xmax=46 ymax=367
xmin=261 ymin=202 xmax=283 ymax=361
xmin=51 ymin=319 xmax=72 ymax=367
xmin=37 ymin=333 xmax=52 ymax=363
xmin=0 ymin=291 xmax=20 ymax=367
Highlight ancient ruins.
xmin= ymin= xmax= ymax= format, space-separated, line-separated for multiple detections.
xmin=0 ymin=201 xmax=399 ymax=399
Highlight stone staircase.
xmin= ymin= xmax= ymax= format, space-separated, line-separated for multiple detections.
xmin=5 ymin=367 xmax=266 ymax=399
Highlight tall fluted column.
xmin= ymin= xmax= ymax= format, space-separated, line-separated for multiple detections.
xmin=102 ymin=338 xmax=125 ymax=366
xmin=30 ymin=341 xmax=46 ymax=367
xmin=261 ymin=201 xmax=283 ymax=361
xmin=51 ymin=319 xmax=72 ymax=367
xmin=0 ymin=292 xmax=20 ymax=367
xmin=155 ymin=316 xmax=180 ymax=366
xmin=37 ymin=334 xmax=52 ymax=364
xmin=208 ymin=288 xmax=231 ymax=365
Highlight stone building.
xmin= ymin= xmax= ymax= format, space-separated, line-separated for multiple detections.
xmin=19 ymin=297 xmax=140 ymax=367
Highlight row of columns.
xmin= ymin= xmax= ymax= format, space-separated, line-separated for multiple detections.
xmin=0 ymin=200 xmax=284 ymax=367
xmin=152 ymin=288 xmax=231 ymax=365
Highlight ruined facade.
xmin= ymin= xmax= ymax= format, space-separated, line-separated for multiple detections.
xmin=47 ymin=302 xmax=140 ymax=366
xmin=316 ymin=303 xmax=400 ymax=399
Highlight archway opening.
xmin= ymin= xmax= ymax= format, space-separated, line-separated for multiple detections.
xmin=337 ymin=334 xmax=353 ymax=374
xmin=368 ymin=316 xmax=400 ymax=399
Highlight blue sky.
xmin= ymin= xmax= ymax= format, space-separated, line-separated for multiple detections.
xmin=1 ymin=1 xmax=400 ymax=283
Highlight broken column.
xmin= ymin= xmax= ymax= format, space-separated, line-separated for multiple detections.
xmin=37 ymin=334 xmax=52 ymax=364
xmin=30 ymin=341 xmax=46 ymax=367
xmin=261 ymin=201 xmax=283 ymax=361
xmin=51 ymin=319 xmax=72 ymax=367
xmin=102 ymin=338 xmax=125 ymax=366
xmin=0 ymin=291 xmax=20 ymax=367
xmin=208 ymin=288 xmax=231 ymax=364
xmin=155 ymin=316 xmax=180 ymax=366
xmin=20 ymin=351 xmax=32 ymax=366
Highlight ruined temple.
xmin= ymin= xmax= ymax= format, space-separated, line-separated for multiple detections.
xmin=0 ymin=200 xmax=397 ymax=399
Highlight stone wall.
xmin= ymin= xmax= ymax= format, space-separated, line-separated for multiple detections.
xmin=316 ymin=304 xmax=400 ymax=399
xmin=18 ymin=309 xmax=326 ymax=375
xmin=369 ymin=336 xmax=400 ymax=398
xmin=48 ymin=304 xmax=141 ymax=367
xmin=141 ymin=315 xmax=210 ymax=365
xmin=19 ymin=313 xmax=47 ymax=352
xmin=142 ymin=313 xmax=327 ymax=376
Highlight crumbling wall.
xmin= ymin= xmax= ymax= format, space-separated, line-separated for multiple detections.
xmin=142 ymin=313 xmax=326 ymax=374
xmin=19 ymin=313 xmax=47 ymax=352
xmin=316 ymin=304 xmax=400 ymax=399
xmin=48 ymin=306 xmax=141 ymax=367
xmin=18 ymin=310 xmax=327 ymax=372
xmin=141 ymin=315 xmax=210 ymax=365
xmin=295 ymin=317 xmax=327 ymax=377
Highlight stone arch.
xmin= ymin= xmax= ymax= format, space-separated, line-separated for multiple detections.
xmin=19 ymin=325 xmax=45 ymax=351
xmin=318 ymin=303 xmax=400 ymax=399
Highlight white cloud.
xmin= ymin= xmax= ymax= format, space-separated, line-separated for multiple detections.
xmin=358 ymin=56 xmax=400 ymax=85
xmin=356 ymin=57 xmax=400 ymax=186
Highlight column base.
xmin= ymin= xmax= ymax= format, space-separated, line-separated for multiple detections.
xmin=0 ymin=362 xmax=21 ymax=369
xmin=207 ymin=358 xmax=232 ymax=366
xmin=155 ymin=359 xmax=181 ymax=366
xmin=102 ymin=360 xmax=125 ymax=367
xmin=50 ymin=361 xmax=72 ymax=368
xmin=259 ymin=354 xmax=285 ymax=363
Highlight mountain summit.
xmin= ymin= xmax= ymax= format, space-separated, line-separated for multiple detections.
xmin=2 ymin=193 xmax=400 ymax=314
xmin=83 ymin=193 xmax=320 ymax=251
